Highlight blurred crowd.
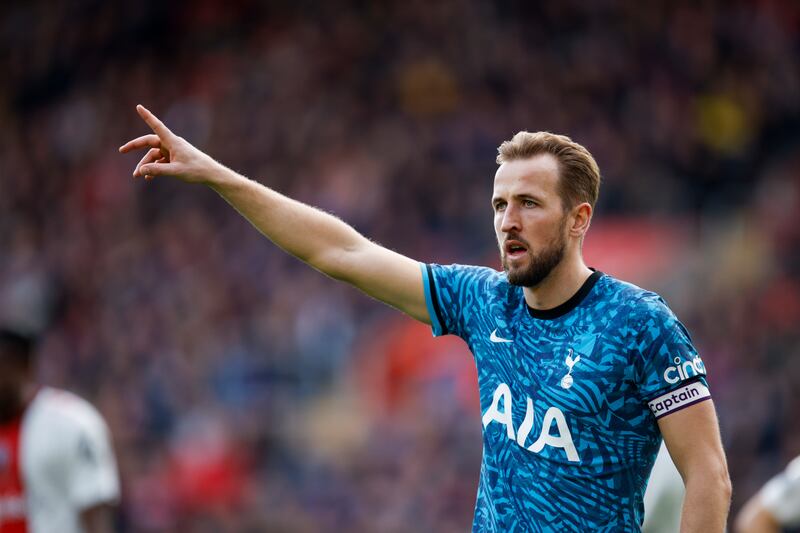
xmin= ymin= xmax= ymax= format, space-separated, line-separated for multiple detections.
xmin=1 ymin=0 xmax=799 ymax=530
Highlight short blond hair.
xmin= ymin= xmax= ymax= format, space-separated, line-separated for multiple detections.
xmin=497 ymin=131 xmax=600 ymax=210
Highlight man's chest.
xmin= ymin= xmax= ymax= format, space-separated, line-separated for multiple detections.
xmin=471 ymin=322 xmax=644 ymax=464
xmin=472 ymin=320 xmax=632 ymax=396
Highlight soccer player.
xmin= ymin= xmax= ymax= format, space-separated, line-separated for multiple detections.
xmin=120 ymin=105 xmax=732 ymax=531
xmin=735 ymin=456 xmax=800 ymax=532
xmin=0 ymin=328 xmax=120 ymax=533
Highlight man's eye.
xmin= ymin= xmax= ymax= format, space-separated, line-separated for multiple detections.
xmin=494 ymin=202 xmax=506 ymax=211
xmin=523 ymin=199 xmax=536 ymax=208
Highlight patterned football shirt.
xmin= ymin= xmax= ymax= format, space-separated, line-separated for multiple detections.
xmin=421 ymin=264 xmax=710 ymax=532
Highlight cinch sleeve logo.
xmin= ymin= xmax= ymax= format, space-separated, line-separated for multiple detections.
xmin=662 ymin=355 xmax=706 ymax=384
xmin=648 ymin=381 xmax=711 ymax=419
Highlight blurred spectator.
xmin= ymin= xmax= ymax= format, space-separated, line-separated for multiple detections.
xmin=0 ymin=328 xmax=120 ymax=532
xmin=735 ymin=455 xmax=800 ymax=532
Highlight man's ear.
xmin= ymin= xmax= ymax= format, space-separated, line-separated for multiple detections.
xmin=568 ymin=202 xmax=592 ymax=237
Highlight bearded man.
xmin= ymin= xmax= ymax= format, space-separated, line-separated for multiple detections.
xmin=120 ymin=105 xmax=731 ymax=532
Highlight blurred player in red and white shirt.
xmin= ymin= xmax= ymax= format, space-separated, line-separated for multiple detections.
xmin=0 ymin=328 xmax=119 ymax=533
xmin=736 ymin=455 xmax=800 ymax=533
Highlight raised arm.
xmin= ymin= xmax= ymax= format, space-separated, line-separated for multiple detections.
xmin=119 ymin=105 xmax=430 ymax=323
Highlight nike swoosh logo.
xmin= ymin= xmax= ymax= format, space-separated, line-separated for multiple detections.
xmin=489 ymin=329 xmax=513 ymax=343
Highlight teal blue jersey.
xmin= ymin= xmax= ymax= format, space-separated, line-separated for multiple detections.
xmin=421 ymin=265 xmax=710 ymax=532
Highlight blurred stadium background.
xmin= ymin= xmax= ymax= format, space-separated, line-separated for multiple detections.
xmin=2 ymin=0 xmax=799 ymax=531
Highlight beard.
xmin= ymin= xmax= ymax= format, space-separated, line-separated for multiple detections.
xmin=502 ymin=228 xmax=567 ymax=288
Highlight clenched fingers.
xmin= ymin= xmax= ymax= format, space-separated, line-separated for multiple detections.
xmin=134 ymin=148 xmax=165 ymax=177
xmin=144 ymin=157 xmax=168 ymax=181
xmin=139 ymin=161 xmax=182 ymax=179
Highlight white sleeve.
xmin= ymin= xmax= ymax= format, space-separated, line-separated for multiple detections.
xmin=760 ymin=456 xmax=800 ymax=527
xmin=65 ymin=406 xmax=121 ymax=510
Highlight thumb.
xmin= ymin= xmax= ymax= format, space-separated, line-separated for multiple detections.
xmin=140 ymin=162 xmax=182 ymax=177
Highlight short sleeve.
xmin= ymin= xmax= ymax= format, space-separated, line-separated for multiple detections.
xmin=630 ymin=294 xmax=711 ymax=419
xmin=761 ymin=456 xmax=800 ymax=526
xmin=66 ymin=407 xmax=120 ymax=510
xmin=420 ymin=263 xmax=495 ymax=338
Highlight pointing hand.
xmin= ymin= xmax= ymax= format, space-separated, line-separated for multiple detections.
xmin=118 ymin=105 xmax=221 ymax=184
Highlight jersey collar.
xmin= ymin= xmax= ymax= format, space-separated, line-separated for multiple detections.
xmin=526 ymin=270 xmax=603 ymax=320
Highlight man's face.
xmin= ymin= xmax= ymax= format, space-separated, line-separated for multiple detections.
xmin=492 ymin=154 xmax=570 ymax=287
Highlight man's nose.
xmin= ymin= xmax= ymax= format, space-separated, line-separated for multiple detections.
xmin=500 ymin=205 xmax=521 ymax=233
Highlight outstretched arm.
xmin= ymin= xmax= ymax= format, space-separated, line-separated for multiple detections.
xmin=120 ymin=105 xmax=430 ymax=323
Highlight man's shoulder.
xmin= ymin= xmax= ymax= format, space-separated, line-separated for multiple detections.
xmin=430 ymin=262 xmax=502 ymax=278
xmin=595 ymin=275 xmax=692 ymax=352
xmin=596 ymin=273 xmax=669 ymax=316
xmin=429 ymin=263 xmax=510 ymax=291
xmin=597 ymin=273 xmax=656 ymax=300
xmin=761 ymin=455 xmax=800 ymax=522
xmin=26 ymin=387 xmax=109 ymax=436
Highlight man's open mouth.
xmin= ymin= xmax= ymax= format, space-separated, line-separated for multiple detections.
xmin=504 ymin=240 xmax=528 ymax=259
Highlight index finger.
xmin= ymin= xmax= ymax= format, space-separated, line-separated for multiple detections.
xmin=136 ymin=105 xmax=175 ymax=140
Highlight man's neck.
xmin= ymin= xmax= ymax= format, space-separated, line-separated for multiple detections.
xmin=522 ymin=256 xmax=593 ymax=311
